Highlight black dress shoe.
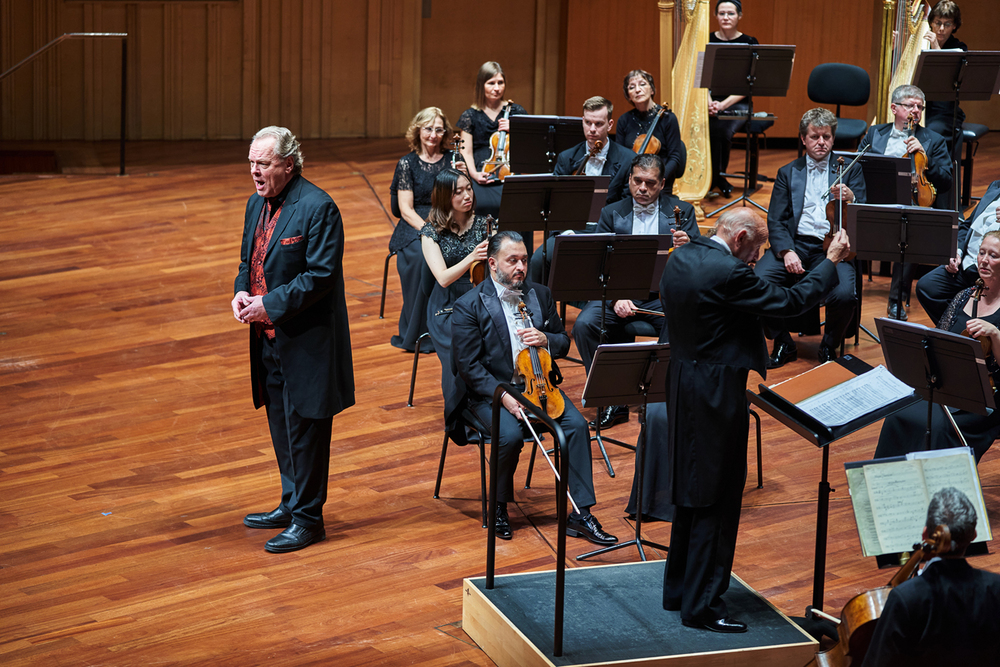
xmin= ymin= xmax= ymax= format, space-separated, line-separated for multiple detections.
xmin=264 ymin=523 xmax=326 ymax=553
xmin=566 ymin=512 xmax=618 ymax=546
xmin=682 ymin=617 xmax=748 ymax=633
xmin=817 ymin=344 xmax=837 ymax=364
xmin=495 ymin=502 xmax=512 ymax=540
xmin=886 ymin=300 xmax=908 ymax=321
xmin=589 ymin=405 xmax=629 ymax=430
xmin=243 ymin=507 xmax=292 ymax=529
xmin=766 ymin=341 xmax=797 ymax=369
xmin=717 ymin=178 xmax=733 ymax=198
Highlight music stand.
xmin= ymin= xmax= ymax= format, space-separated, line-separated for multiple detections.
xmin=548 ymin=234 xmax=661 ymax=476
xmin=875 ymin=318 xmax=994 ymax=451
xmin=913 ymin=50 xmax=1000 ymax=209
xmin=834 ymin=151 xmax=911 ymax=206
xmin=509 ymin=115 xmax=585 ymax=174
xmin=699 ymin=44 xmax=796 ymax=217
xmin=845 ymin=203 xmax=958 ymax=337
xmin=577 ymin=342 xmax=671 ymax=562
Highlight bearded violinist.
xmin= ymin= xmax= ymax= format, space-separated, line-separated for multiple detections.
xmin=451 ymin=231 xmax=618 ymax=546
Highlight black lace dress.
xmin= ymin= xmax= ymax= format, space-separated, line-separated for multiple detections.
xmin=615 ymin=106 xmax=686 ymax=189
xmin=388 ymin=150 xmax=461 ymax=352
xmin=875 ymin=287 xmax=1000 ymax=463
xmin=456 ymin=103 xmax=527 ymax=217
xmin=421 ymin=215 xmax=490 ymax=431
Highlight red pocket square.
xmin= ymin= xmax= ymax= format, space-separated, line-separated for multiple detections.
xmin=280 ymin=235 xmax=303 ymax=245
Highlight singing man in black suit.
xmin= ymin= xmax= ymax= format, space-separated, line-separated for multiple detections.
xmin=661 ymin=208 xmax=851 ymax=632
xmin=451 ymin=231 xmax=618 ymax=546
xmin=862 ymin=487 xmax=1000 ymax=665
xmin=232 ymin=126 xmax=355 ymax=553
xmin=916 ymin=180 xmax=1000 ymax=325
xmin=573 ymin=153 xmax=699 ymax=430
xmin=755 ymin=107 xmax=865 ymax=368
xmin=860 ymin=84 xmax=953 ymax=321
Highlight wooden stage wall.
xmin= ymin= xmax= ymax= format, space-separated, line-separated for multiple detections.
xmin=3 ymin=0 xmax=997 ymax=143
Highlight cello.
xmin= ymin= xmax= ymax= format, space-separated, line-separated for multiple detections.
xmin=482 ymin=101 xmax=514 ymax=183
xmin=514 ymin=301 xmax=564 ymax=419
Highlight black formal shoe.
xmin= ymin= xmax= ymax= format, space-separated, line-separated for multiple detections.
xmin=682 ymin=617 xmax=748 ymax=633
xmin=817 ymin=344 xmax=837 ymax=364
xmin=566 ymin=512 xmax=618 ymax=546
xmin=243 ymin=507 xmax=292 ymax=530
xmin=589 ymin=405 xmax=629 ymax=430
xmin=766 ymin=341 xmax=797 ymax=369
xmin=495 ymin=502 xmax=512 ymax=541
xmin=717 ymin=178 xmax=733 ymax=198
xmin=264 ymin=523 xmax=326 ymax=553
xmin=886 ymin=300 xmax=908 ymax=321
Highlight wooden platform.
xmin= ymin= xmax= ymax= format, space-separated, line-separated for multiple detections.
xmin=464 ymin=562 xmax=817 ymax=667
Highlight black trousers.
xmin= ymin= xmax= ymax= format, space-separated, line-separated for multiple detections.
xmin=261 ymin=336 xmax=333 ymax=529
xmin=572 ymin=298 xmax=664 ymax=373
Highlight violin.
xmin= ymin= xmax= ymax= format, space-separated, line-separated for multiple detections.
xmin=469 ymin=215 xmax=498 ymax=286
xmin=668 ymin=205 xmax=682 ymax=254
xmin=906 ymin=113 xmax=937 ymax=208
xmin=514 ymin=301 xmax=565 ymax=420
xmin=632 ymin=103 xmax=668 ymax=155
xmin=450 ymin=132 xmax=464 ymax=170
xmin=805 ymin=524 xmax=953 ymax=667
xmin=572 ymin=139 xmax=604 ymax=176
xmin=823 ymin=155 xmax=860 ymax=261
xmin=482 ymin=101 xmax=514 ymax=183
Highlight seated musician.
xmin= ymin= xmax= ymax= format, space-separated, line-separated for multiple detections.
xmin=860 ymin=84 xmax=953 ymax=321
xmin=573 ymin=154 xmax=699 ymax=430
xmin=451 ymin=231 xmax=619 ymax=545
xmin=875 ymin=230 xmax=1000 ymax=464
xmin=916 ymin=180 xmax=1000 ymax=325
xmin=553 ymin=96 xmax=636 ymax=205
xmin=861 ymin=487 xmax=1000 ymax=666
xmin=755 ymin=108 xmax=866 ymax=368
xmin=615 ymin=69 xmax=686 ymax=192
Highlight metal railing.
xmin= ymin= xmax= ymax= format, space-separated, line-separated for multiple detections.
xmin=1 ymin=33 xmax=128 ymax=175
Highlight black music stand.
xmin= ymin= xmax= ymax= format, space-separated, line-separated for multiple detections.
xmin=700 ymin=43 xmax=796 ymax=218
xmin=500 ymin=174 xmax=609 ymax=286
xmin=834 ymin=152 xmax=911 ymax=206
xmin=845 ymin=203 xmax=958 ymax=339
xmin=577 ymin=342 xmax=671 ymax=562
xmin=875 ymin=318 xmax=994 ymax=450
xmin=746 ymin=355 xmax=921 ymax=611
xmin=509 ymin=115 xmax=585 ymax=174
xmin=913 ymin=50 xmax=1000 ymax=209
xmin=549 ymin=234 xmax=661 ymax=477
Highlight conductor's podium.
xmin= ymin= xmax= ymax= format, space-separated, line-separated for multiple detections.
xmin=463 ymin=561 xmax=817 ymax=667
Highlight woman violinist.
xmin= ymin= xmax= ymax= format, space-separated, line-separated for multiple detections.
xmin=389 ymin=107 xmax=465 ymax=353
xmin=707 ymin=0 xmax=759 ymax=198
xmin=456 ymin=62 xmax=527 ymax=217
xmin=615 ymin=69 xmax=686 ymax=192
xmin=922 ymin=1 xmax=968 ymax=168
xmin=420 ymin=169 xmax=490 ymax=440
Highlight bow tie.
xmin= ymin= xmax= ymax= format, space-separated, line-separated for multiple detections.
xmin=807 ymin=159 xmax=827 ymax=173
xmin=499 ymin=287 xmax=523 ymax=303
xmin=634 ymin=203 xmax=657 ymax=216
xmin=890 ymin=127 xmax=908 ymax=138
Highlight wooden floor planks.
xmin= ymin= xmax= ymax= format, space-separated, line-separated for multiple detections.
xmin=2 ymin=136 xmax=1000 ymax=665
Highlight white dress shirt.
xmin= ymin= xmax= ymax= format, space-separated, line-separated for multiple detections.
xmin=631 ymin=201 xmax=659 ymax=235
xmin=584 ymin=140 xmax=610 ymax=177
xmin=797 ymin=155 xmax=831 ymax=240
xmin=884 ymin=126 xmax=909 ymax=159
xmin=961 ymin=197 xmax=1000 ymax=271
xmin=496 ymin=283 xmax=528 ymax=375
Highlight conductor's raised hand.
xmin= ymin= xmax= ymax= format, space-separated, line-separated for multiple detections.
xmin=826 ymin=229 xmax=851 ymax=263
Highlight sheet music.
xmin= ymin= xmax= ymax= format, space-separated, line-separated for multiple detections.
xmin=845 ymin=466 xmax=883 ymax=557
xmin=796 ymin=365 xmax=914 ymax=427
xmin=863 ymin=461 xmax=930 ymax=554
xmin=696 ymin=51 xmax=707 ymax=88
xmin=910 ymin=448 xmax=993 ymax=542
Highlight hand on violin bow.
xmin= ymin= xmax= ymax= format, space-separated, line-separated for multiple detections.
xmin=826 ymin=229 xmax=852 ymax=263
xmin=671 ymin=229 xmax=691 ymax=248
xmin=946 ymin=254 xmax=961 ymax=274
xmin=611 ymin=299 xmax=637 ymax=318
xmin=500 ymin=391 xmax=524 ymax=420
xmin=829 ymin=183 xmax=855 ymax=203
xmin=782 ymin=250 xmax=805 ymax=275
xmin=517 ymin=327 xmax=548 ymax=348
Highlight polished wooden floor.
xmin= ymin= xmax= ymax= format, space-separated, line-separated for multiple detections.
xmin=2 ymin=136 xmax=999 ymax=666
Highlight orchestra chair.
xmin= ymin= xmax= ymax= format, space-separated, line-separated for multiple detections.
xmin=799 ymin=63 xmax=870 ymax=158
xmin=961 ymin=123 xmax=989 ymax=209
xmin=407 ymin=332 xmax=431 ymax=407
xmin=380 ymin=192 xmax=403 ymax=319
xmin=726 ymin=115 xmax=776 ymax=191
xmin=434 ymin=407 xmax=489 ymax=528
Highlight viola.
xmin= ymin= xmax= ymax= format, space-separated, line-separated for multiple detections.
xmin=632 ymin=103 xmax=668 ymax=155
xmin=668 ymin=205 xmax=682 ymax=254
xmin=823 ymin=155 xmax=858 ymax=261
xmin=906 ymin=113 xmax=937 ymax=207
xmin=482 ymin=101 xmax=514 ymax=183
xmin=572 ymin=139 xmax=604 ymax=176
xmin=514 ymin=301 xmax=564 ymax=420
xmin=469 ymin=215 xmax=498 ymax=286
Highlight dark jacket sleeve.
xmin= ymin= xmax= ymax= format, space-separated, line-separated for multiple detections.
xmin=536 ymin=286 xmax=571 ymax=359
xmin=660 ymin=112 xmax=685 ymax=183
xmin=553 ymin=147 xmax=574 ymax=176
xmin=234 ymin=197 xmax=257 ymax=294
xmin=922 ymin=128 xmax=953 ymax=195
xmin=595 ymin=200 xmax=619 ymax=234
xmin=677 ymin=201 xmax=700 ymax=238
xmin=452 ymin=295 xmax=506 ymax=401
xmin=766 ymin=163 xmax=796 ymax=259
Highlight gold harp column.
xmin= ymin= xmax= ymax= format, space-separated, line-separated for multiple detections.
xmin=875 ymin=0 xmax=897 ymax=124
xmin=881 ymin=0 xmax=932 ymax=124
xmin=659 ymin=1 xmax=675 ymax=107
xmin=672 ymin=0 xmax=711 ymax=210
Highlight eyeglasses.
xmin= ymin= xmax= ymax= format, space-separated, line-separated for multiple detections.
xmin=931 ymin=20 xmax=955 ymax=29
xmin=421 ymin=127 xmax=447 ymax=135
xmin=897 ymin=102 xmax=925 ymax=112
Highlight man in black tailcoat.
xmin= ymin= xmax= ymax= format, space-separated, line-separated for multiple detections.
xmin=451 ymin=231 xmax=617 ymax=546
xmin=233 ymin=126 xmax=355 ymax=553
xmin=660 ymin=208 xmax=851 ymax=632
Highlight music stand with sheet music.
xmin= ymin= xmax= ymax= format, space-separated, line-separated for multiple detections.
xmin=913 ymin=50 xmax=1000 ymax=209
xmin=875 ymin=317 xmax=995 ymax=451
xmin=576 ymin=342 xmax=671 ymax=562
xmin=834 ymin=151 xmax=912 ymax=205
xmin=509 ymin=115 xmax=585 ymax=174
xmin=699 ymin=43 xmax=796 ymax=218
xmin=548 ymin=234 xmax=661 ymax=477
xmin=845 ymin=203 xmax=958 ymax=336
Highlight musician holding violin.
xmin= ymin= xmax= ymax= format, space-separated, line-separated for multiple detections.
xmin=615 ymin=69 xmax=686 ymax=192
xmin=552 ymin=96 xmax=635 ymax=204
xmin=451 ymin=231 xmax=618 ymax=546
xmin=860 ymin=487 xmax=1000 ymax=665
xmin=860 ymin=84 xmax=953 ymax=321
xmin=875 ymin=230 xmax=1000 ymax=464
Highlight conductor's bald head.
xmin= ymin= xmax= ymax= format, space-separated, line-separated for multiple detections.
xmin=714 ymin=209 xmax=767 ymax=265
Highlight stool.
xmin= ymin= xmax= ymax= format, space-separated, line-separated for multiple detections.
xmin=961 ymin=123 xmax=989 ymax=209
xmin=726 ymin=118 xmax=775 ymax=191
